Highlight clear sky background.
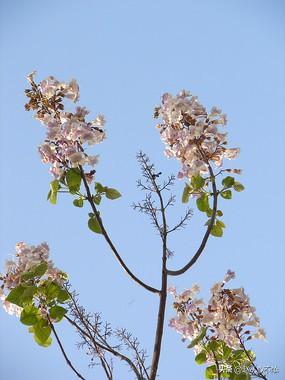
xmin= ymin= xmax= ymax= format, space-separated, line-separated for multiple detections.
xmin=0 ymin=1 xmax=284 ymax=379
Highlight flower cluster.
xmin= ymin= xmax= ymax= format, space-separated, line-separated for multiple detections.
xmin=25 ymin=72 xmax=105 ymax=180
xmin=154 ymin=91 xmax=240 ymax=178
xmin=169 ymin=271 xmax=265 ymax=358
xmin=0 ymin=242 xmax=65 ymax=316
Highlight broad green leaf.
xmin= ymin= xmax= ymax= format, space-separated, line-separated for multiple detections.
xmin=21 ymin=286 xmax=37 ymax=304
xmin=57 ymin=289 xmax=70 ymax=303
xmin=182 ymin=184 xmax=191 ymax=203
xmin=222 ymin=176 xmax=235 ymax=188
xmin=20 ymin=305 xmax=39 ymax=326
xmin=73 ymin=198 xmax=84 ymax=207
xmin=5 ymin=286 xmax=25 ymax=307
xmin=105 ymin=188 xmax=121 ymax=200
xmin=233 ymin=182 xmax=245 ymax=192
xmin=211 ymin=224 xmax=223 ymax=237
xmin=220 ymin=190 xmax=232 ymax=200
xmin=34 ymin=334 xmax=52 ymax=347
xmin=33 ymin=319 xmax=51 ymax=344
xmin=195 ymin=351 xmax=207 ymax=365
xmin=188 ymin=327 xmax=207 ymax=348
xmin=88 ymin=215 xmax=102 ymax=234
xmin=21 ymin=262 xmax=48 ymax=281
xmin=66 ymin=168 xmax=81 ymax=194
xmin=205 ymin=365 xmax=217 ymax=379
xmin=191 ymin=175 xmax=205 ymax=189
xmin=196 ymin=194 xmax=209 ymax=212
xmin=49 ymin=305 xmax=67 ymax=322
xmin=45 ymin=282 xmax=61 ymax=301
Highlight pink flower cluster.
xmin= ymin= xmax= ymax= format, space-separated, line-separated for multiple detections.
xmin=26 ymin=72 xmax=105 ymax=179
xmin=0 ymin=242 xmax=65 ymax=316
xmin=169 ymin=271 xmax=265 ymax=356
xmin=154 ymin=91 xmax=240 ymax=178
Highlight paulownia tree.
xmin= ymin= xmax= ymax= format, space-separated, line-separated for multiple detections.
xmin=0 ymin=72 xmax=268 ymax=380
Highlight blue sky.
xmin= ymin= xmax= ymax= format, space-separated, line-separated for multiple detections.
xmin=0 ymin=0 xmax=284 ymax=379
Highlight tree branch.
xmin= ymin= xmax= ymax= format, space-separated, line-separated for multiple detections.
xmin=148 ymin=175 xmax=168 ymax=380
xmin=79 ymin=165 xmax=159 ymax=294
xmin=167 ymin=164 xmax=218 ymax=276
xmin=47 ymin=315 xmax=86 ymax=380
xmin=234 ymin=328 xmax=268 ymax=380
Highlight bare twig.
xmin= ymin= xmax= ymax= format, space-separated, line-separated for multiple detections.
xmin=47 ymin=315 xmax=86 ymax=380
xmin=65 ymin=289 xmax=145 ymax=379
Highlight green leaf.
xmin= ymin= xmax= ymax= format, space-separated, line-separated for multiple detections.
xmin=205 ymin=365 xmax=217 ymax=379
xmin=222 ymin=176 xmax=235 ymax=188
xmin=206 ymin=208 xmax=213 ymax=217
xmin=57 ymin=289 xmax=70 ymax=303
xmin=93 ymin=194 xmax=102 ymax=205
xmin=188 ymin=327 xmax=207 ymax=348
xmin=20 ymin=305 xmax=39 ymax=326
xmin=34 ymin=334 xmax=52 ymax=347
xmin=88 ymin=215 xmax=102 ymax=234
xmin=232 ymin=374 xmax=250 ymax=380
xmin=191 ymin=175 xmax=205 ymax=189
xmin=233 ymin=182 xmax=245 ymax=192
xmin=21 ymin=286 xmax=38 ymax=304
xmin=49 ymin=180 xmax=60 ymax=204
xmin=33 ymin=319 xmax=51 ymax=345
xmin=5 ymin=286 xmax=25 ymax=306
xmin=66 ymin=168 xmax=81 ymax=194
xmin=105 ymin=188 xmax=121 ymax=200
xmin=73 ymin=198 xmax=84 ymax=207
xmin=49 ymin=305 xmax=67 ymax=322
xmin=182 ymin=184 xmax=191 ymax=203
xmin=196 ymin=194 xmax=209 ymax=212
xmin=45 ymin=282 xmax=61 ymax=301
xmin=216 ymin=210 xmax=223 ymax=217
xmin=95 ymin=182 xmax=105 ymax=193
xmin=220 ymin=190 xmax=232 ymax=200
xmin=195 ymin=351 xmax=207 ymax=365
xmin=216 ymin=220 xmax=226 ymax=228
xmin=211 ymin=224 xmax=223 ymax=237
xmin=21 ymin=262 xmax=48 ymax=281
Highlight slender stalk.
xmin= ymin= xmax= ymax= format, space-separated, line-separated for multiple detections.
xmin=234 ymin=328 xmax=267 ymax=380
xmin=79 ymin=166 xmax=159 ymax=294
xmin=149 ymin=184 xmax=168 ymax=380
xmin=47 ymin=315 xmax=86 ymax=380
xmin=167 ymin=164 xmax=218 ymax=276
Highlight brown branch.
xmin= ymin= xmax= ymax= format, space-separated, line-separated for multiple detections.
xmin=149 ymin=180 xmax=168 ymax=380
xmin=66 ymin=289 xmax=142 ymax=378
xmin=47 ymin=315 xmax=86 ymax=380
xmin=167 ymin=164 xmax=218 ymax=276
xmin=64 ymin=315 xmax=142 ymax=379
xmin=79 ymin=165 xmax=159 ymax=294
xmin=234 ymin=328 xmax=268 ymax=380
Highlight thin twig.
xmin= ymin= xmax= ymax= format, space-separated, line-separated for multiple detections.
xmin=47 ymin=315 xmax=86 ymax=380
xmin=234 ymin=328 xmax=267 ymax=380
